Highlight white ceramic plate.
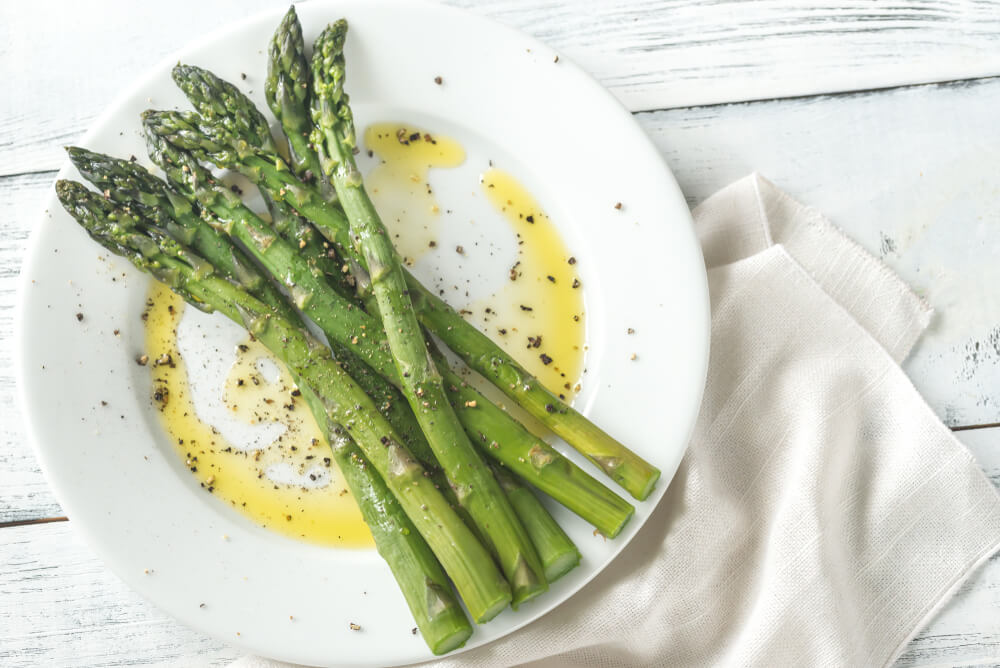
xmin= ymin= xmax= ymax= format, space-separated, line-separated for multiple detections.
xmin=16 ymin=2 xmax=709 ymax=665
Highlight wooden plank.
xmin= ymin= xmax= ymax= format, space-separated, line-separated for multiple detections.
xmin=0 ymin=427 xmax=996 ymax=666
xmin=0 ymin=171 xmax=63 ymax=524
xmin=450 ymin=0 xmax=1000 ymax=110
xmin=640 ymin=76 xmax=1000 ymax=427
xmin=4 ymin=0 xmax=1000 ymax=175
xmin=0 ymin=0 xmax=289 ymax=177
xmin=0 ymin=521 xmax=238 ymax=667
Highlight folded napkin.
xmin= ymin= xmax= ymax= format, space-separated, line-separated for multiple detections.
xmin=236 ymin=174 xmax=1000 ymax=667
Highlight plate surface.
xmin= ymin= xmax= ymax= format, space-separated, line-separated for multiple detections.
xmin=16 ymin=2 xmax=709 ymax=665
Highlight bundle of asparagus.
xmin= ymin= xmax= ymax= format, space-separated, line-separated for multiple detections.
xmin=56 ymin=6 xmax=661 ymax=655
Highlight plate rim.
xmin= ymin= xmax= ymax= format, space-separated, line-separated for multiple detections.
xmin=14 ymin=1 xmax=710 ymax=665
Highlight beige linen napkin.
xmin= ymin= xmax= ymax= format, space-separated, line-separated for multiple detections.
xmin=235 ymin=174 xmax=1000 ymax=667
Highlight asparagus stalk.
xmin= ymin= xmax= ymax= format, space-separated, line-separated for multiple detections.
xmin=64 ymin=153 xmax=481 ymax=644
xmin=297 ymin=382 xmax=472 ymax=654
xmin=146 ymin=79 xmax=659 ymax=501
xmin=89 ymin=129 xmax=631 ymax=538
xmin=491 ymin=465 xmax=580 ymax=583
xmin=56 ymin=180 xmax=511 ymax=625
xmin=432 ymin=349 xmax=634 ymax=538
xmin=168 ymin=59 xmax=635 ymax=532
xmin=310 ymin=21 xmax=547 ymax=607
xmin=67 ymin=146 xmax=424 ymax=456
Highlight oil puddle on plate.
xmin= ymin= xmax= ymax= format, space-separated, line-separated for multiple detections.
xmin=144 ymin=121 xmax=587 ymax=547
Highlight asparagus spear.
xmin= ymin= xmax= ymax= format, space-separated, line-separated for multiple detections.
xmin=432 ymin=349 xmax=634 ymax=538
xmin=55 ymin=171 xmax=469 ymax=644
xmin=309 ymin=392 xmax=473 ymax=654
xmin=56 ymin=179 xmax=511 ymax=625
xmin=172 ymin=63 xmax=278 ymax=153
xmin=146 ymin=79 xmax=659 ymax=501
xmin=84 ymin=132 xmax=631 ymax=538
xmin=169 ymin=58 xmax=636 ymax=531
xmin=264 ymin=5 xmax=326 ymax=184
xmin=66 ymin=147 xmax=295 ymax=318
xmin=491 ymin=465 xmax=580 ymax=583
xmin=67 ymin=146 xmax=429 ymax=459
xmin=310 ymin=21 xmax=547 ymax=608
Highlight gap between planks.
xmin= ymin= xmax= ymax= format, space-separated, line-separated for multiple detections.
xmin=5 ymin=72 xmax=999 ymax=182
xmin=628 ymin=73 xmax=1000 ymax=114
xmin=0 ymin=516 xmax=67 ymax=529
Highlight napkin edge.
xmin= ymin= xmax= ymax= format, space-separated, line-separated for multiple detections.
xmin=768 ymin=241 xmax=1000 ymax=666
xmin=751 ymin=173 xmax=935 ymax=363
xmin=882 ymin=532 xmax=1000 ymax=668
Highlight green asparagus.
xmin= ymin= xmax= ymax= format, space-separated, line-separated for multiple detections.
xmin=56 ymin=179 xmax=511 ymax=625
xmin=146 ymin=77 xmax=660 ymax=500
xmin=310 ymin=21 xmax=547 ymax=607
xmin=264 ymin=5 xmax=326 ymax=184
xmin=492 ymin=465 xmax=580 ymax=583
xmin=166 ymin=57 xmax=638 ymax=533
xmin=148 ymin=118 xmax=634 ymax=535
xmin=56 ymin=172 xmax=475 ymax=650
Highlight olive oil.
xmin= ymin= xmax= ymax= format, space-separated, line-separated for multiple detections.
xmin=477 ymin=168 xmax=585 ymax=399
xmin=363 ymin=122 xmax=465 ymax=264
xmin=144 ymin=282 xmax=372 ymax=548
xmin=144 ymin=123 xmax=585 ymax=547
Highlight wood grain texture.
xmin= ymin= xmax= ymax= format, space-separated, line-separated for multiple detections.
xmin=449 ymin=0 xmax=1000 ymax=110
xmin=4 ymin=0 xmax=1000 ymax=175
xmin=4 ymin=1 xmax=1000 ymax=665
xmin=0 ymin=171 xmax=63 ymax=524
xmin=0 ymin=522 xmax=238 ymax=667
xmin=0 ymin=429 xmax=995 ymax=667
xmin=641 ymin=76 xmax=1000 ymax=428
xmin=0 ymin=0 xmax=289 ymax=177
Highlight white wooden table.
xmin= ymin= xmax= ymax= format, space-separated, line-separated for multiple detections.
xmin=3 ymin=1 xmax=1000 ymax=665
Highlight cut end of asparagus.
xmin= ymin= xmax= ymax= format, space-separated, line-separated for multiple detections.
xmin=422 ymin=579 xmax=474 ymax=654
xmin=589 ymin=451 xmax=661 ymax=501
xmin=475 ymin=594 xmax=512 ymax=625
xmin=544 ymin=550 xmax=581 ymax=583
xmin=429 ymin=625 xmax=473 ymax=656
xmin=603 ymin=503 xmax=636 ymax=539
xmin=635 ymin=467 xmax=661 ymax=502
